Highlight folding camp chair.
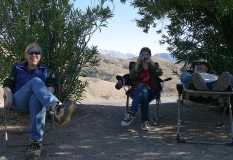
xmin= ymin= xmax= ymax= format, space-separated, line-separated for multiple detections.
xmin=1 ymin=88 xmax=27 ymax=146
xmin=123 ymin=78 xmax=172 ymax=125
xmin=115 ymin=60 xmax=171 ymax=124
xmin=1 ymin=87 xmax=56 ymax=147
xmin=124 ymin=88 xmax=160 ymax=124
xmin=176 ymin=83 xmax=233 ymax=145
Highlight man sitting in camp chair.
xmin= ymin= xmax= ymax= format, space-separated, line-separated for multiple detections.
xmin=3 ymin=42 xmax=75 ymax=159
xmin=181 ymin=59 xmax=233 ymax=92
xmin=177 ymin=59 xmax=233 ymax=144
xmin=115 ymin=47 xmax=163 ymax=131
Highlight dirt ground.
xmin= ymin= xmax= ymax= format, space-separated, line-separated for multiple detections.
xmin=1 ymin=99 xmax=233 ymax=160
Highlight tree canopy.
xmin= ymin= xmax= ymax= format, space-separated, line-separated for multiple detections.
xmin=0 ymin=0 xmax=112 ymax=101
xmin=124 ymin=0 xmax=233 ymax=73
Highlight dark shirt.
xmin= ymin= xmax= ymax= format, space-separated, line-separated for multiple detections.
xmin=3 ymin=62 xmax=57 ymax=93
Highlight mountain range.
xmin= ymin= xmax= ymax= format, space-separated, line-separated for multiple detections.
xmin=99 ymin=49 xmax=175 ymax=63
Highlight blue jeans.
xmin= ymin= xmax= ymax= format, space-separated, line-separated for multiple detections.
xmin=180 ymin=72 xmax=216 ymax=89
xmin=129 ymin=83 xmax=157 ymax=122
xmin=13 ymin=77 xmax=60 ymax=142
xmin=181 ymin=71 xmax=233 ymax=90
xmin=180 ymin=72 xmax=193 ymax=88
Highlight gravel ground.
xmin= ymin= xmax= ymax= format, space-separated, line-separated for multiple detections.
xmin=1 ymin=99 xmax=233 ymax=160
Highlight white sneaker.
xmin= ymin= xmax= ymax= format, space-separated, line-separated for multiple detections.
xmin=121 ymin=113 xmax=135 ymax=127
xmin=141 ymin=121 xmax=153 ymax=131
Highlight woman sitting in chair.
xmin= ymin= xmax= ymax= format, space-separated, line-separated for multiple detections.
xmin=181 ymin=59 xmax=233 ymax=91
xmin=3 ymin=42 xmax=75 ymax=159
xmin=116 ymin=47 xmax=163 ymax=130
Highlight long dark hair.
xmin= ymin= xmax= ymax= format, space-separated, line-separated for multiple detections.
xmin=137 ymin=47 xmax=152 ymax=64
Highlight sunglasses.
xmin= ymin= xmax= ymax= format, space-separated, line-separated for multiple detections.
xmin=28 ymin=51 xmax=41 ymax=55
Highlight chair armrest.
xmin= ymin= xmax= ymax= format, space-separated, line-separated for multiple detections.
xmin=48 ymin=86 xmax=55 ymax=94
xmin=3 ymin=87 xmax=13 ymax=108
xmin=3 ymin=87 xmax=55 ymax=109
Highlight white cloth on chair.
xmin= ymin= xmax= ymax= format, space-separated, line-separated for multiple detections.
xmin=199 ymin=73 xmax=218 ymax=83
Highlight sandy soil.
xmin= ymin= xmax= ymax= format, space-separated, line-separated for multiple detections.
xmin=80 ymin=77 xmax=178 ymax=104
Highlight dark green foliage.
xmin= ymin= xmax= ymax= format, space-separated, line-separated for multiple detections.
xmin=0 ymin=0 xmax=112 ymax=101
xmin=122 ymin=0 xmax=233 ymax=73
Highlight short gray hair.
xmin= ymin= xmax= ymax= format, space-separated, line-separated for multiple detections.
xmin=25 ymin=42 xmax=42 ymax=54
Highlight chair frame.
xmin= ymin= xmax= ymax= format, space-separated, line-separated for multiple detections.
xmin=124 ymin=78 xmax=171 ymax=124
xmin=176 ymin=83 xmax=233 ymax=145
xmin=1 ymin=88 xmax=12 ymax=145
xmin=1 ymin=87 xmax=56 ymax=146
xmin=125 ymin=91 xmax=161 ymax=124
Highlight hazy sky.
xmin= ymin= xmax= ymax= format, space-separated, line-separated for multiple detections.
xmin=75 ymin=0 xmax=169 ymax=55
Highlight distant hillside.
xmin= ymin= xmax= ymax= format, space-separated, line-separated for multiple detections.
xmin=100 ymin=49 xmax=175 ymax=63
xmin=84 ymin=53 xmax=180 ymax=82
xmin=81 ymin=52 xmax=181 ymax=103
xmin=82 ymin=54 xmax=130 ymax=81
xmin=100 ymin=49 xmax=135 ymax=59
xmin=153 ymin=53 xmax=176 ymax=63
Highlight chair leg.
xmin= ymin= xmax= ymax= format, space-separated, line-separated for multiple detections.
xmin=176 ymin=95 xmax=183 ymax=142
xmin=3 ymin=107 xmax=9 ymax=145
xmin=50 ymin=111 xmax=55 ymax=130
xmin=153 ymin=98 xmax=160 ymax=124
xmin=217 ymin=99 xmax=226 ymax=127
xmin=227 ymin=96 xmax=233 ymax=144
xmin=126 ymin=95 xmax=129 ymax=113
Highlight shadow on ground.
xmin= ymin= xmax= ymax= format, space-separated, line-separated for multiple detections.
xmin=1 ymin=102 xmax=233 ymax=160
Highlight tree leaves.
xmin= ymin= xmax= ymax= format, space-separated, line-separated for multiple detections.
xmin=127 ymin=0 xmax=233 ymax=73
xmin=0 ymin=0 xmax=113 ymax=102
